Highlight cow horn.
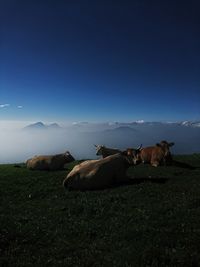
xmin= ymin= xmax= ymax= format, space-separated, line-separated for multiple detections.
xmin=137 ymin=144 xmax=142 ymax=150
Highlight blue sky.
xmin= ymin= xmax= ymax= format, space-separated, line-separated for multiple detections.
xmin=0 ymin=0 xmax=200 ymax=122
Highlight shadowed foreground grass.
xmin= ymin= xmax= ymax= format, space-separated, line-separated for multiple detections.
xmin=1 ymin=154 xmax=200 ymax=266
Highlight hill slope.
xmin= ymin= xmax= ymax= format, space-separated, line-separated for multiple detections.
xmin=1 ymin=154 xmax=200 ymax=266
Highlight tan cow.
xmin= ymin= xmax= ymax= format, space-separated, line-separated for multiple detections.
xmin=136 ymin=140 xmax=174 ymax=167
xmin=26 ymin=151 xmax=75 ymax=170
xmin=94 ymin=145 xmax=122 ymax=158
xmin=63 ymin=153 xmax=134 ymax=190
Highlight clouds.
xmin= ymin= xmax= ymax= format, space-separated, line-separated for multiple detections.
xmin=0 ymin=104 xmax=23 ymax=109
xmin=0 ymin=104 xmax=10 ymax=108
xmin=0 ymin=121 xmax=200 ymax=163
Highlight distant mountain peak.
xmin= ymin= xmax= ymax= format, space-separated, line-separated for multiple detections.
xmin=33 ymin=122 xmax=44 ymax=126
xmin=135 ymin=120 xmax=145 ymax=124
xmin=23 ymin=121 xmax=61 ymax=130
xmin=180 ymin=121 xmax=200 ymax=127
xmin=48 ymin=123 xmax=61 ymax=129
xmin=24 ymin=122 xmax=46 ymax=129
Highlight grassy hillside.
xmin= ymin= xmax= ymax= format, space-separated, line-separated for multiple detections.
xmin=1 ymin=154 xmax=200 ymax=266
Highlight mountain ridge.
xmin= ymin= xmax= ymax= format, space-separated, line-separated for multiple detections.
xmin=23 ymin=122 xmax=61 ymax=130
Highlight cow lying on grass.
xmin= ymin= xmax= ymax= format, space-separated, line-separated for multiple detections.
xmin=135 ymin=140 xmax=174 ymax=167
xmin=26 ymin=151 xmax=75 ymax=171
xmin=63 ymin=153 xmax=135 ymax=190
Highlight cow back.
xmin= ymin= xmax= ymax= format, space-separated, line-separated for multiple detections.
xmin=63 ymin=154 xmax=130 ymax=190
xmin=139 ymin=146 xmax=156 ymax=163
xmin=26 ymin=152 xmax=74 ymax=170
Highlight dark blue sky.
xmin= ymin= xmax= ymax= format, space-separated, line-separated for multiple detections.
xmin=1 ymin=0 xmax=200 ymax=122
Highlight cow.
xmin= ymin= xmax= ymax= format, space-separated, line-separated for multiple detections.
xmin=63 ymin=153 xmax=135 ymax=190
xmin=136 ymin=140 xmax=174 ymax=167
xmin=122 ymin=145 xmax=142 ymax=164
xmin=26 ymin=151 xmax=75 ymax=170
xmin=94 ymin=145 xmax=122 ymax=158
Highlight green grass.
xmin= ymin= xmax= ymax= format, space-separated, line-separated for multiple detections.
xmin=1 ymin=154 xmax=200 ymax=266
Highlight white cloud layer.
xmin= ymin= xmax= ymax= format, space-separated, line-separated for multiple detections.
xmin=0 ymin=121 xmax=200 ymax=163
xmin=0 ymin=104 xmax=10 ymax=108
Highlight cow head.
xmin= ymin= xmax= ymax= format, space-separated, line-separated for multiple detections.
xmin=94 ymin=144 xmax=105 ymax=156
xmin=156 ymin=141 xmax=174 ymax=160
xmin=122 ymin=144 xmax=142 ymax=165
xmin=64 ymin=151 xmax=75 ymax=162
xmin=156 ymin=141 xmax=174 ymax=149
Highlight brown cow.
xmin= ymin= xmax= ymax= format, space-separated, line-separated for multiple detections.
xmin=122 ymin=144 xmax=142 ymax=164
xmin=136 ymin=140 xmax=174 ymax=167
xmin=94 ymin=144 xmax=142 ymax=160
xmin=26 ymin=151 xmax=75 ymax=170
xmin=63 ymin=153 xmax=134 ymax=190
xmin=94 ymin=144 xmax=122 ymax=158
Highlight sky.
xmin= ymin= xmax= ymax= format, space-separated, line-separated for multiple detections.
xmin=1 ymin=0 xmax=200 ymax=123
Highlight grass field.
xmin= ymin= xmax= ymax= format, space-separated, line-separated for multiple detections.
xmin=1 ymin=154 xmax=200 ymax=267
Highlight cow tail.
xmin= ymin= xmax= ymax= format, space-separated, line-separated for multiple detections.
xmin=63 ymin=178 xmax=69 ymax=188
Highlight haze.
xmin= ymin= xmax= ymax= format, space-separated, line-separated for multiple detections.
xmin=0 ymin=122 xmax=200 ymax=164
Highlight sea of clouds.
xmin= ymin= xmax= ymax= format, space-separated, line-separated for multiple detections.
xmin=0 ymin=121 xmax=200 ymax=163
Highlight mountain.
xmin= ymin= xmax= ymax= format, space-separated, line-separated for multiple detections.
xmin=180 ymin=121 xmax=200 ymax=128
xmin=48 ymin=123 xmax=61 ymax=129
xmin=81 ymin=121 xmax=200 ymax=154
xmin=23 ymin=122 xmax=61 ymax=131
xmin=24 ymin=122 xmax=47 ymax=130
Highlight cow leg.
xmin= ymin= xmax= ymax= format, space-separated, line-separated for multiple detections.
xmin=151 ymin=161 xmax=159 ymax=167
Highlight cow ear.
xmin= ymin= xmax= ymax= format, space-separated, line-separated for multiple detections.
xmin=169 ymin=142 xmax=174 ymax=147
xmin=156 ymin=143 xmax=161 ymax=147
xmin=94 ymin=144 xmax=97 ymax=147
